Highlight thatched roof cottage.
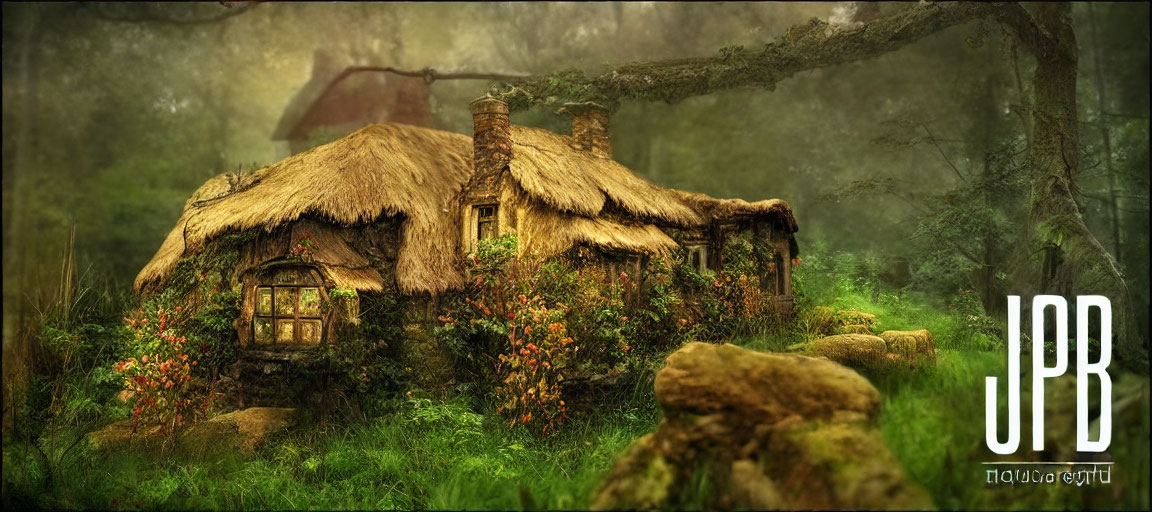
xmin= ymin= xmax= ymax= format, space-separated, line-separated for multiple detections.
xmin=136 ymin=96 xmax=798 ymax=349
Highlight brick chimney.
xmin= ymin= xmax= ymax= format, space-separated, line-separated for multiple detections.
xmin=561 ymin=102 xmax=612 ymax=158
xmin=465 ymin=95 xmax=512 ymax=202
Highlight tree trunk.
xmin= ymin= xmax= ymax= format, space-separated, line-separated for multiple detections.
xmin=1004 ymin=3 xmax=1146 ymax=366
xmin=1086 ymin=3 xmax=1122 ymax=257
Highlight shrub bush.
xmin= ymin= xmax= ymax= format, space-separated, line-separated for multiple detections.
xmin=115 ymin=304 xmax=211 ymax=441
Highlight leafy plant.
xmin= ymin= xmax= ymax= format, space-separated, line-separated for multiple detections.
xmin=115 ymin=305 xmax=210 ymax=442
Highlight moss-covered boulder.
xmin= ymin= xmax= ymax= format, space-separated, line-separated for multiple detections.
xmin=878 ymin=329 xmax=936 ymax=367
xmin=808 ymin=306 xmax=879 ymax=336
xmin=179 ymin=407 xmax=297 ymax=454
xmin=86 ymin=420 xmax=164 ymax=451
xmin=591 ymin=342 xmax=932 ymax=510
xmin=807 ymin=334 xmax=889 ymax=369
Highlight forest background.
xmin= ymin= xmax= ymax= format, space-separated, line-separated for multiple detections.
xmin=1 ymin=2 xmax=1148 ymax=509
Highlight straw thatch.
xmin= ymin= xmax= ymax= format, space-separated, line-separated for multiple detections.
xmin=138 ymin=119 xmax=799 ymax=298
xmin=673 ymin=190 xmax=798 ymax=232
xmin=518 ymin=204 xmax=678 ymax=259
xmin=508 ymin=126 xmax=702 ymax=227
xmin=135 ymin=123 xmax=473 ymax=294
xmin=225 ymin=220 xmax=388 ymax=292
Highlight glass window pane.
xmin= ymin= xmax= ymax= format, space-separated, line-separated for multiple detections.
xmin=253 ymin=317 xmax=273 ymax=345
xmin=275 ymin=287 xmax=297 ymax=316
xmin=299 ymin=319 xmax=323 ymax=344
xmin=276 ymin=320 xmax=295 ymax=344
xmin=256 ymin=287 xmax=273 ymax=315
xmin=299 ymin=288 xmax=321 ymax=316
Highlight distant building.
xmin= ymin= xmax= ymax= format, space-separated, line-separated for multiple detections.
xmin=272 ymin=50 xmax=433 ymax=154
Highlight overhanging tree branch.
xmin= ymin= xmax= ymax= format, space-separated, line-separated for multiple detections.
xmin=492 ymin=2 xmax=1006 ymax=111
xmin=81 ymin=1 xmax=262 ymax=26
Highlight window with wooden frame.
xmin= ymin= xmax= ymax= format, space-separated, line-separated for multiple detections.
xmin=774 ymin=254 xmax=786 ymax=295
xmin=252 ymin=267 xmax=325 ymax=346
xmin=605 ymin=255 xmax=643 ymax=282
xmin=474 ymin=204 xmax=498 ymax=244
xmin=687 ymin=244 xmax=709 ymax=273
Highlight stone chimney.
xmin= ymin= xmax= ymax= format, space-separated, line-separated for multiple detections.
xmin=561 ymin=102 xmax=612 ymax=158
xmin=465 ymin=95 xmax=512 ymax=203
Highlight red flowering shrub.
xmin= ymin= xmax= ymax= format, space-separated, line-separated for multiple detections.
xmin=494 ymin=297 xmax=573 ymax=436
xmin=115 ymin=306 xmax=210 ymax=441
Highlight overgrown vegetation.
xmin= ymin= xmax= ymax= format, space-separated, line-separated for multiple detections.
xmin=3 ymin=243 xmax=1148 ymax=510
xmin=435 ymin=234 xmax=795 ymax=434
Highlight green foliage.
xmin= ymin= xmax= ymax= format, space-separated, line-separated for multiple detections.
xmin=327 ymin=287 xmax=358 ymax=301
xmin=321 ymin=291 xmax=410 ymax=414
xmin=946 ymin=289 xmax=1002 ymax=352
xmin=671 ymin=236 xmax=786 ymax=341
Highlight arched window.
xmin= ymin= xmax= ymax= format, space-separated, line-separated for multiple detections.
xmin=253 ymin=266 xmax=325 ymax=346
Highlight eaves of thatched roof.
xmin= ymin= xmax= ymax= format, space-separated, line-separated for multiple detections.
xmin=672 ymin=190 xmax=798 ymax=233
xmin=508 ymin=126 xmax=703 ymax=228
xmin=518 ymin=203 xmax=678 ymax=259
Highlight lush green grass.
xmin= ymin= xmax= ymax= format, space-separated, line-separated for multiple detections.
xmin=3 ymin=397 xmax=661 ymax=510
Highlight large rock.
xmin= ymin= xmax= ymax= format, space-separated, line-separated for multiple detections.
xmin=655 ymin=341 xmax=880 ymax=422
xmin=86 ymin=420 xmax=164 ymax=451
xmin=180 ymin=407 xmax=297 ymax=453
xmin=592 ymin=342 xmax=932 ymax=511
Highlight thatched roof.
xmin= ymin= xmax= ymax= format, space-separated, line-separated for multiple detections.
xmin=518 ymin=204 xmax=678 ymax=259
xmin=508 ymin=126 xmax=702 ymax=227
xmin=138 ymin=120 xmax=798 ymax=296
xmin=136 ymin=123 xmax=473 ymax=294
xmin=227 ymin=220 xmax=387 ymax=292
xmin=672 ymin=190 xmax=798 ymax=233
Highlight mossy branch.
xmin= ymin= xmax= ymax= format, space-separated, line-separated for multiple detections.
xmin=492 ymin=2 xmax=1006 ymax=112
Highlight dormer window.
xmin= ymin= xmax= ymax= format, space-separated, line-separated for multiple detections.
xmin=475 ymin=204 xmax=498 ymax=243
